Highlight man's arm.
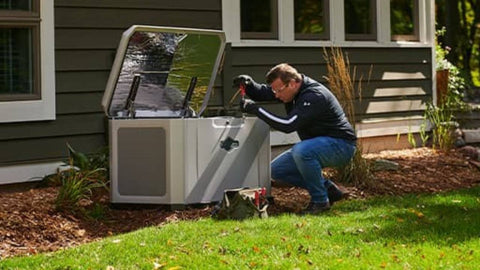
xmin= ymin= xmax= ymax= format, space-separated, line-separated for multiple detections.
xmin=241 ymin=100 xmax=300 ymax=133
xmin=245 ymin=80 xmax=277 ymax=101
xmin=242 ymin=92 xmax=324 ymax=133
xmin=233 ymin=75 xmax=276 ymax=101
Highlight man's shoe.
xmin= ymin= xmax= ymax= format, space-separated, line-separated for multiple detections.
xmin=301 ymin=201 xmax=331 ymax=215
xmin=327 ymin=182 xmax=344 ymax=205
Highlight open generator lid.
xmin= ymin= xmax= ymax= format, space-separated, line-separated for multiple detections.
xmin=101 ymin=25 xmax=226 ymax=118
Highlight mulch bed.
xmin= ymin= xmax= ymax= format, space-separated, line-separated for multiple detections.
xmin=1 ymin=147 xmax=480 ymax=259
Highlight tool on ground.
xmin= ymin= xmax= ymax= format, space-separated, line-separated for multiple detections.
xmin=212 ymin=187 xmax=269 ymax=220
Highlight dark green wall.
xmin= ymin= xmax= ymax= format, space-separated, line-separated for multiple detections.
xmin=220 ymin=46 xmax=432 ymax=120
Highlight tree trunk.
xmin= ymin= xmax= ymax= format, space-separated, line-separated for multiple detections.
xmin=437 ymin=69 xmax=450 ymax=105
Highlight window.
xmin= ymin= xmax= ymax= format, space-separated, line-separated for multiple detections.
xmin=0 ymin=0 xmax=40 ymax=101
xmin=223 ymin=0 xmax=432 ymax=46
xmin=391 ymin=0 xmax=419 ymax=41
xmin=241 ymin=0 xmax=278 ymax=39
xmin=345 ymin=0 xmax=377 ymax=41
xmin=0 ymin=0 xmax=55 ymax=123
xmin=294 ymin=0 xmax=329 ymax=40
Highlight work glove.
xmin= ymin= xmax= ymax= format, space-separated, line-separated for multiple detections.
xmin=240 ymin=98 xmax=258 ymax=114
xmin=233 ymin=75 xmax=253 ymax=88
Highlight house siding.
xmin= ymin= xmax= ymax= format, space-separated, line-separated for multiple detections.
xmin=220 ymin=46 xmax=432 ymax=121
xmin=0 ymin=0 xmax=222 ymax=165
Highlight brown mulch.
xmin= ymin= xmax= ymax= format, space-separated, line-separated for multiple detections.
xmin=1 ymin=147 xmax=480 ymax=259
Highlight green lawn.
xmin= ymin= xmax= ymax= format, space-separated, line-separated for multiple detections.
xmin=2 ymin=187 xmax=480 ymax=269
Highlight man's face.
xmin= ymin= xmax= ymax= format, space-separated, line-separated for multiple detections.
xmin=270 ymin=78 xmax=295 ymax=103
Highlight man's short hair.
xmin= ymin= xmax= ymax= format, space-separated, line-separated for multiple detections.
xmin=265 ymin=63 xmax=302 ymax=84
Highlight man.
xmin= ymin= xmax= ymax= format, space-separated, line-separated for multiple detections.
xmin=233 ymin=63 xmax=356 ymax=215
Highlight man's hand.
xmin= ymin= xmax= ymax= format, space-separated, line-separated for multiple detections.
xmin=233 ymin=75 xmax=253 ymax=88
xmin=240 ymin=98 xmax=258 ymax=114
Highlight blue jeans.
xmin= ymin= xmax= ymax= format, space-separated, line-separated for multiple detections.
xmin=271 ymin=136 xmax=356 ymax=203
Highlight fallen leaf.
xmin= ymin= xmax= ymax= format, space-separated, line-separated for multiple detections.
xmin=252 ymin=246 xmax=260 ymax=253
xmin=295 ymin=220 xmax=307 ymax=228
xmin=218 ymin=246 xmax=227 ymax=255
xmin=153 ymin=262 xmax=166 ymax=269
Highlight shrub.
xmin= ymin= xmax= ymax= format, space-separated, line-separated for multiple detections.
xmin=55 ymin=166 xmax=108 ymax=212
xmin=421 ymin=28 xmax=471 ymax=150
xmin=45 ymin=144 xmax=109 ymax=213
xmin=323 ymin=47 xmax=373 ymax=187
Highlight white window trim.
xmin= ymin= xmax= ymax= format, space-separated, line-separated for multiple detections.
xmin=0 ymin=0 xmax=55 ymax=123
xmin=222 ymin=0 xmax=433 ymax=48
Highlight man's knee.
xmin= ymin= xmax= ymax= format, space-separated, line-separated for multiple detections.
xmin=291 ymin=143 xmax=312 ymax=159
xmin=271 ymin=167 xmax=281 ymax=180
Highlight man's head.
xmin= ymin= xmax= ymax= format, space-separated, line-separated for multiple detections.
xmin=266 ymin=63 xmax=302 ymax=103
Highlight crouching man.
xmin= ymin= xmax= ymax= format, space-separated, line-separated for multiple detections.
xmin=233 ymin=63 xmax=356 ymax=214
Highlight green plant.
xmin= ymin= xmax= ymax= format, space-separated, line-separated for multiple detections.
xmin=407 ymin=126 xmax=417 ymax=148
xmin=418 ymin=28 xmax=471 ymax=150
xmin=55 ymin=165 xmax=108 ymax=212
xmin=323 ymin=47 xmax=372 ymax=187
xmin=424 ymin=102 xmax=459 ymax=150
xmin=67 ymin=143 xmax=109 ymax=172
xmin=419 ymin=122 xmax=430 ymax=147
xmin=436 ymin=28 xmax=469 ymax=112
xmin=46 ymin=144 xmax=110 ymax=213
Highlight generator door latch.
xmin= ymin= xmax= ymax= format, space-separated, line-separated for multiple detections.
xmin=220 ymin=137 xmax=239 ymax=152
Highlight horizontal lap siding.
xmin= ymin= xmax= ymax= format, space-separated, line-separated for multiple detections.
xmin=0 ymin=0 xmax=222 ymax=165
xmin=221 ymin=47 xmax=432 ymax=121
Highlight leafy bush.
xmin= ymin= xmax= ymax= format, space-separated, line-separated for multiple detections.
xmin=44 ymin=144 xmax=109 ymax=213
xmin=420 ymin=28 xmax=471 ymax=150
xmin=55 ymin=166 xmax=108 ymax=212
xmin=435 ymin=28 xmax=468 ymax=112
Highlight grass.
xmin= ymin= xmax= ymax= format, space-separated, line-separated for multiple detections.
xmin=2 ymin=187 xmax=480 ymax=269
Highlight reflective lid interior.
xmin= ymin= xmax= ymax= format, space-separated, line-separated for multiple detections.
xmin=102 ymin=26 xmax=225 ymax=118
